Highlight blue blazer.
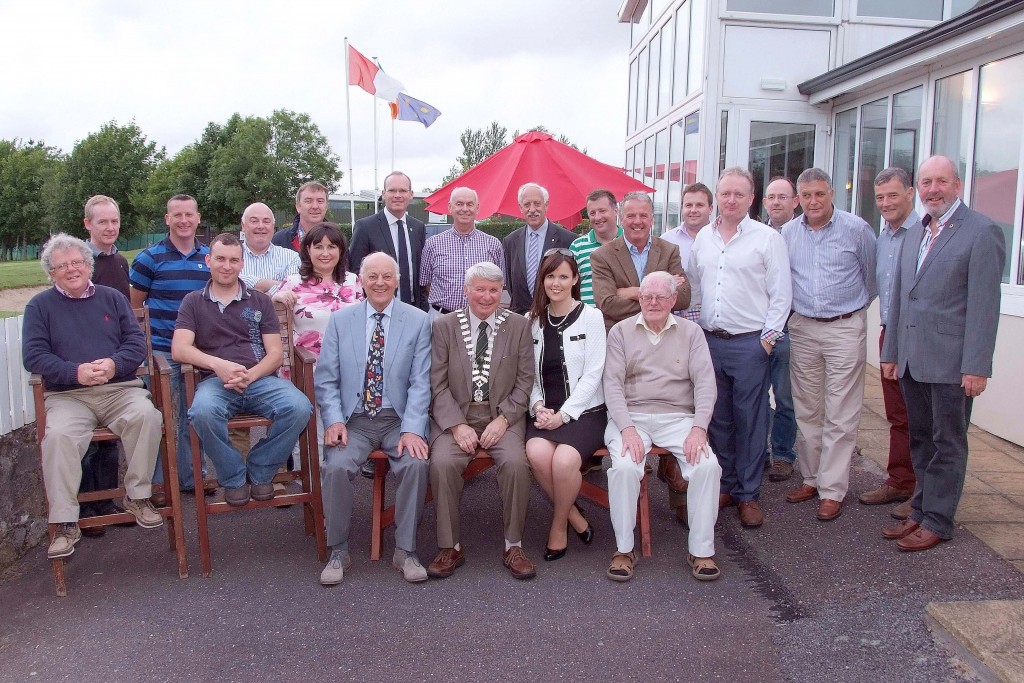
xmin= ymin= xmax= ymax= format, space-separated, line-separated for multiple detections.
xmin=314 ymin=299 xmax=432 ymax=437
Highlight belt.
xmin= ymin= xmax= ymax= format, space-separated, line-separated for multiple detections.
xmin=431 ymin=304 xmax=454 ymax=315
xmin=803 ymin=307 xmax=863 ymax=323
xmin=705 ymin=329 xmax=760 ymax=340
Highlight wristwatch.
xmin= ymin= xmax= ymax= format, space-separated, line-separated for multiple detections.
xmin=558 ymin=410 xmax=572 ymax=423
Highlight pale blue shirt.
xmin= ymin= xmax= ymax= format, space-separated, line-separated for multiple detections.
xmin=363 ymin=299 xmax=396 ymax=411
xmin=876 ymin=210 xmax=918 ymax=326
xmin=523 ymin=220 xmax=549 ymax=269
xmin=627 ymin=234 xmax=653 ymax=281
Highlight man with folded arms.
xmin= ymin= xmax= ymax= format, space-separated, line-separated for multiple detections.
xmin=880 ymin=155 xmax=1004 ymax=551
xmin=24 ymin=233 xmax=164 ymax=559
xmin=782 ymin=168 xmax=876 ymax=522
xmin=604 ymin=271 xmax=721 ymax=583
xmin=427 ymin=262 xmax=536 ymax=580
xmin=686 ymin=167 xmax=791 ymax=528
xmin=315 ymin=252 xmax=432 ymax=584
xmin=171 ymin=234 xmax=312 ymax=506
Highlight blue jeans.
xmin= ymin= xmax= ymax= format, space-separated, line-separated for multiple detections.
xmin=766 ymin=332 xmax=798 ymax=464
xmin=187 ymin=374 xmax=312 ymax=489
xmin=151 ymin=349 xmax=203 ymax=490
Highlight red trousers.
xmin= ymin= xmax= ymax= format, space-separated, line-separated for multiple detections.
xmin=880 ymin=327 xmax=915 ymax=490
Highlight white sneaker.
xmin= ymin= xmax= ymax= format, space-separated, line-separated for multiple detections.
xmin=393 ymin=549 xmax=428 ymax=583
xmin=47 ymin=523 xmax=81 ymax=559
xmin=120 ymin=496 xmax=164 ymax=529
xmin=320 ymin=549 xmax=351 ymax=586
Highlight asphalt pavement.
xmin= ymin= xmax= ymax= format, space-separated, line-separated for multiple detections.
xmin=2 ymin=450 xmax=1022 ymax=683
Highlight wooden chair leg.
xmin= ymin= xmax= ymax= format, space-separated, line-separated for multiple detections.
xmin=370 ymin=454 xmax=388 ymax=561
xmin=190 ymin=426 xmax=213 ymax=577
xmin=638 ymin=472 xmax=652 ymax=557
xmin=306 ymin=432 xmax=327 ymax=563
xmin=47 ymin=522 xmax=67 ymax=597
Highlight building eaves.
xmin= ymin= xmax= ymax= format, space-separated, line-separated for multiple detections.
xmin=798 ymin=0 xmax=1023 ymax=97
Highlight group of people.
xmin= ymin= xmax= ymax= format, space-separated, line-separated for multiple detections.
xmin=24 ymin=153 xmax=1004 ymax=587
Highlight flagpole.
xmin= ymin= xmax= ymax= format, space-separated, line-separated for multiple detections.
xmin=373 ymin=58 xmax=380 ymax=214
xmin=391 ymin=110 xmax=396 ymax=171
xmin=343 ymin=37 xmax=355 ymax=228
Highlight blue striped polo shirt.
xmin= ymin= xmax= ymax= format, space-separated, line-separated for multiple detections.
xmin=129 ymin=237 xmax=211 ymax=351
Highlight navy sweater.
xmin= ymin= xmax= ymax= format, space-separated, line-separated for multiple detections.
xmin=22 ymin=286 xmax=147 ymax=392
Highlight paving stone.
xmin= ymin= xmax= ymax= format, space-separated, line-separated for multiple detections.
xmin=963 ymin=523 xmax=1024 ymax=560
xmin=955 ymin=495 xmax=1024 ymax=523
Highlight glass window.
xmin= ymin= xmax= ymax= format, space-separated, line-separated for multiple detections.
xmin=637 ymin=47 xmax=649 ymax=130
xmin=643 ymin=136 xmax=657 ymax=207
xmin=658 ymin=21 xmax=674 ymax=116
xmin=668 ymin=118 xmax=685 ymax=230
xmin=687 ymin=0 xmax=705 ymax=96
xmin=628 ymin=57 xmax=639 ymax=135
xmin=972 ymin=53 xmax=1024 ymax=284
xmin=951 ymin=0 xmax=981 ymax=18
xmin=625 ymin=146 xmax=635 ymax=185
xmin=718 ymin=109 xmax=729 ymax=176
xmin=672 ymin=4 xmax=690 ymax=104
xmin=748 ymin=122 xmax=815 ymax=220
xmin=857 ymin=0 xmax=941 ymax=20
xmin=683 ymin=112 xmax=700 ymax=188
xmin=932 ymin=70 xmax=973 ymax=182
xmin=654 ymin=129 xmax=670 ymax=235
xmin=648 ymin=31 xmax=661 ymax=124
xmin=726 ymin=0 xmax=834 ymax=16
xmin=833 ymin=109 xmax=858 ymax=212
xmin=858 ymin=97 xmax=889 ymax=230
xmin=890 ymin=86 xmax=923 ymax=180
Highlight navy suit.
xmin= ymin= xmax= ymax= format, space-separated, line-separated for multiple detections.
xmin=502 ymin=221 xmax=577 ymax=314
xmin=350 ymin=210 xmax=427 ymax=310
xmin=881 ymin=201 xmax=1005 ymax=538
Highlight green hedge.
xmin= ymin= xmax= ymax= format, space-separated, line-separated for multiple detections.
xmin=474 ymin=219 xmax=590 ymax=241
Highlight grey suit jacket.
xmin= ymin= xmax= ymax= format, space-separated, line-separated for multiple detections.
xmin=428 ymin=309 xmax=534 ymax=443
xmin=590 ymin=236 xmax=690 ymax=330
xmin=502 ymin=221 xmax=577 ymax=314
xmin=314 ymin=299 xmax=433 ymax=438
xmin=349 ymin=210 xmax=427 ymax=310
xmin=880 ymin=202 xmax=1005 ymax=384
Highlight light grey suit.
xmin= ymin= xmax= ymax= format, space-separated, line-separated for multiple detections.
xmin=880 ymin=201 xmax=1005 ymax=538
xmin=314 ymin=299 xmax=432 ymax=553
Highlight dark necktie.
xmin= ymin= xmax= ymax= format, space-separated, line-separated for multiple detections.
xmin=364 ymin=312 xmax=385 ymax=417
xmin=475 ymin=320 xmax=489 ymax=401
xmin=396 ymin=219 xmax=412 ymax=304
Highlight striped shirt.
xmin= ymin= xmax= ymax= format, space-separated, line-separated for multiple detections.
xmin=240 ymin=242 xmax=300 ymax=295
xmin=419 ymin=228 xmax=504 ymax=311
xmin=570 ymin=227 xmax=622 ymax=305
xmin=876 ymin=210 xmax=917 ymax=325
xmin=782 ymin=208 xmax=877 ymax=318
xmin=129 ymin=237 xmax=211 ymax=351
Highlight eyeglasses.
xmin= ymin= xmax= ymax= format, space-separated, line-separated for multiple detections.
xmin=543 ymin=248 xmax=575 ymax=259
xmin=639 ymin=294 xmax=673 ymax=303
xmin=51 ymin=259 xmax=87 ymax=272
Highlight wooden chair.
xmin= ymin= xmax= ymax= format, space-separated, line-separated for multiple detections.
xmin=30 ymin=307 xmax=188 ymax=596
xmin=182 ymin=301 xmax=326 ymax=577
xmin=367 ymin=446 xmax=666 ymax=560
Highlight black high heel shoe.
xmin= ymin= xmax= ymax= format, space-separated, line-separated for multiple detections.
xmin=572 ymin=504 xmax=594 ymax=545
xmin=543 ymin=546 xmax=567 ymax=561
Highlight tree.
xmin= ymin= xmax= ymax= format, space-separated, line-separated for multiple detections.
xmin=0 ymin=139 xmax=62 ymax=258
xmin=512 ymin=125 xmax=587 ymax=155
xmin=269 ymin=109 xmax=341 ymax=197
xmin=205 ymin=116 xmax=288 ymax=223
xmin=441 ymin=121 xmax=508 ymax=184
xmin=49 ymin=120 xmax=163 ymax=239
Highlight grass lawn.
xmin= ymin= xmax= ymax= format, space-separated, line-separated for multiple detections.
xmin=0 ymin=249 xmax=143 ymax=290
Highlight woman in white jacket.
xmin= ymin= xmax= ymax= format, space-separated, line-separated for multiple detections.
xmin=526 ymin=249 xmax=607 ymax=561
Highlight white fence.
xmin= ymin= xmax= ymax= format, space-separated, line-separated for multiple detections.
xmin=0 ymin=314 xmax=35 ymax=436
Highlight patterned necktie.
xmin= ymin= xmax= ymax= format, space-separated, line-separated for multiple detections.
xmin=475 ymin=320 xmax=489 ymax=401
xmin=396 ymin=219 xmax=412 ymax=304
xmin=364 ymin=312 xmax=385 ymax=417
xmin=526 ymin=230 xmax=540 ymax=295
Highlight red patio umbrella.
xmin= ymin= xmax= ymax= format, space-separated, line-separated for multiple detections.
xmin=425 ymin=131 xmax=655 ymax=230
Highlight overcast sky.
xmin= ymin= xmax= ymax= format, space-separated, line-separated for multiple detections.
xmin=0 ymin=0 xmax=631 ymax=194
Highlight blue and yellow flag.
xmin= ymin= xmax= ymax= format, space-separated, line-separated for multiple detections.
xmin=389 ymin=93 xmax=442 ymax=128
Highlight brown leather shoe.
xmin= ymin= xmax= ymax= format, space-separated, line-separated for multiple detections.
xmin=427 ymin=547 xmax=465 ymax=579
xmin=767 ymin=460 xmax=794 ymax=482
xmin=150 ymin=490 xmax=167 ymax=507
xmin=897 ymin=527 xmax=946 ymax=552
xmin=891 ymin=500 xmax=912 ymax=520
xmin=816 ymin=499 xmax=842 ymax=521
xmin=858 ymin=484 xmax=913 ymax=505
xmin=786 ymin=484 xmax=817 ymax=503
xmin=657 ymin=455 xmax=688 ymax=494
xmin=738 ymin=500 xmax=764 ymax=527
xmin=719 ymin=493 xmax=735 ymax=509
xmin=502 ymin=546 xmax=537 ymax=580
xmin=674 ymin=503 xmax=689 ymax=527
xmin=882 ymin=519 xmax=920 ymax=540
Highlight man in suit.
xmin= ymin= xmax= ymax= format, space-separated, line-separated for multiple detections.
xmin=880 ymin=155 xmax=1005 ymax=552
xmin=272 ymin=181 xmax=329 ymax=252
xmin=426 ymin=262 xmax=537 ymax=580
xmin=590 ymin=191 xmax=690 ymax=332
xmin=502 ymin=183 xmax=577 ymax=314
xmin=314 ymin=252 xmax=432 ymax=584
xmin=349 ymin=171 xmax=427 ymax=310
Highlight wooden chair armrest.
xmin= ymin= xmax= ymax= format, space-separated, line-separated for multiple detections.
xmin=29 ymin=373 xmax=41 ymax=386
xmin=294 ymin=347 xmax=318 ymax=366
xmin=152 ymin=353 xmax=173 ymax=376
